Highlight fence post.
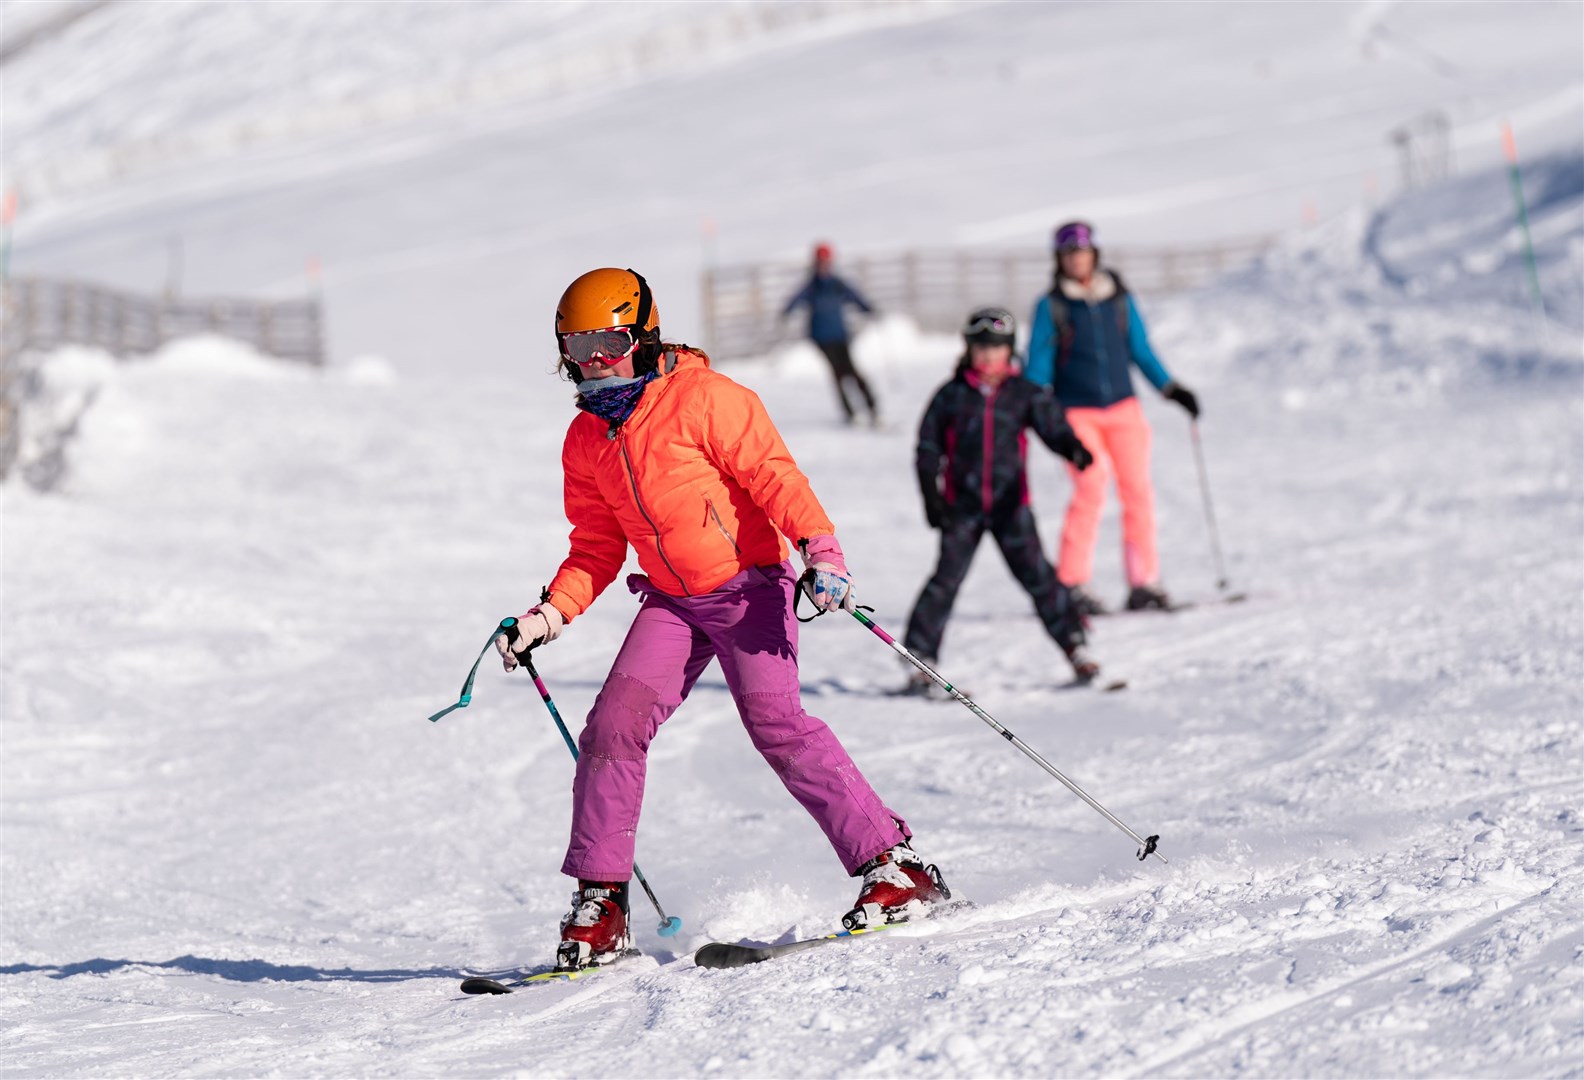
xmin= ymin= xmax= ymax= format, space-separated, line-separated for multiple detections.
xmin=747 ymin=265 xmax=764 ymax=356
xmin=902 ymin=250 xmax=919 ymax=322
xmin=259 ymin=304 xmax=275 ymax=359
xmin=0 ymin=281 xmax=16 ymax=483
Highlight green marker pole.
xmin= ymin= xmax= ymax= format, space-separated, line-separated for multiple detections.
xmin=1501 ymin=122 xmax=1545 ymax=317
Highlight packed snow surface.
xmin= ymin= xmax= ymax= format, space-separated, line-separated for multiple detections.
xmin=3 ymin=1 xmax=1582 ymax=1077
xmin=5 ymin=185 xmax=1582 ymax=1075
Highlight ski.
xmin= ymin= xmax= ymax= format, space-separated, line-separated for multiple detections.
xmin=694 ymin=924 xmax=895 ymax=970
xmin=695 ymin=900 xmax=975 ymax=970
xmin=459 ymin=949 xmax=640 ymax=994
xmin=1062 ymin=677 xmax=1129 ymax=692
xmin=1097 ymin=591 xmax=1248 ymax=616
xmin=872 ymin=678 xmax=1126 ymax=697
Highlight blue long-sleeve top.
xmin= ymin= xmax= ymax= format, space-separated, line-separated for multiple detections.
xmin=782 ymin=272 xmax=873 ymax=344
xmin=1026 ymin=276 xmax=1173 ymax=409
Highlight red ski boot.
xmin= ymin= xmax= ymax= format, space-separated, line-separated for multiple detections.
xmin=842 ymin=843 xmax=950 ymax=931
xmin=556 ymin=881 xmax=632 ymax=971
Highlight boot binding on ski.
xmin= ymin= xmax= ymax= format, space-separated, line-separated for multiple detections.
xmin=556 ymin=880 xmax=633 ymax=971
xmin=1125 ymin=583 xmax=1174 ymax=612
xmin=842 ymin=843 xmax=951 ymax=931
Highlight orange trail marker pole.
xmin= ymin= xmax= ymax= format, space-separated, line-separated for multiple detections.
xmin=1 ymin=190 xmax=16 ymax=284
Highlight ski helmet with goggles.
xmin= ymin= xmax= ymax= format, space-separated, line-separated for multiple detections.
xmin=1053 ymin=220 xmax=1095 ymax=253
xmin=962 ymin=306 xmax=1016 ymax=346
xmin=555 ymin=268 xmax=661 ymax=378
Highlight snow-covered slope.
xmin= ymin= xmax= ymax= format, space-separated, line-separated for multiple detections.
xmin=3 ymin=2 xmax=1582 ymax=1076
xmin=4 ymin=147 xmax=1582 ymax=1074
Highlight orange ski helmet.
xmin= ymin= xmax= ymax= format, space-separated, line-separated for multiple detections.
xmin=556 ymin=268 xmax=659 ymax=336
xmin=554 ymin=267 xmax=661 ymax=378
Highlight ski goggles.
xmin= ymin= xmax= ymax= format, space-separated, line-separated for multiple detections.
xmin=560 ymin=326 xmax=638 ymax=367
xmin=962 ymin=311 xmax=1015 ymax=338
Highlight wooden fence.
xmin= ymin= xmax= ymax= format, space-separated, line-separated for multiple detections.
xmin=0 ymin=277 xmax=324 ymax=481
xmin=2 ymin=277 xmax=324 ymax=366
xmin=700 ymin=239 xmax=1274 ymax=360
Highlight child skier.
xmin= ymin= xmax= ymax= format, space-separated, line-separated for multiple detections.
xmin=902 ymin=307 xmax=1100 ymax=693
xmin=1026 ymin=220 xmax=1200 ymax=614
xmin=496 ymin=268 xmax=950 ymax=972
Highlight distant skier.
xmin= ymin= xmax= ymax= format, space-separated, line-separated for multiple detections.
xmin=903 ymin=307 xmax=1100 ymax=691
xmin=495 ymin=268 xmax=950 ymax=972
xmin=781 ymin=242 xmax=883 ymax=427
xmin=1026 ymin=221 xmax=1200 ymax=613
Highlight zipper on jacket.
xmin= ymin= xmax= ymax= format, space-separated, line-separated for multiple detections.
xmin=982 ymin=385 xmax=998 ymax=515
xmin=705 ymin=497 xmax=741 ymax=555
xmin=619 ymin=432 xmax=691 ymax=596
xmin=1086 ymin=301 xmax=1112 ymax=402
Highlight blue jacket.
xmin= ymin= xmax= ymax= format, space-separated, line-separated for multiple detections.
xmin=782 ymin=272 xmax=873 ymax=343
xmin=1025 ymin=273 xmax=1172 ymax=409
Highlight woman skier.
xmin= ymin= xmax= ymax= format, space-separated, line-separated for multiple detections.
xmin=903 ymin=307 xmax=1099 ymax=692
xmin=496 ymin=268 xmax=950 ymax=972
xmin=1025 ymin=221 xmax=1200 ymax=613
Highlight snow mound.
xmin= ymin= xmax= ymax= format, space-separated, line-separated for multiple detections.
xmin=1165 ymin=153 xmax=1584 ymax=402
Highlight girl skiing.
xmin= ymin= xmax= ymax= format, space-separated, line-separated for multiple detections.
xmin=903 ymin=307 xmax=1099 ymax=691
xmin=496 ymin=268 xmax=949 ymax=972
xmin=1026 ymin=221 xmax=1200 ymax=613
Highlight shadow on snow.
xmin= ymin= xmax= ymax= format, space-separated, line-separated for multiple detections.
xmin=0 ymin=955 xmax=474 ymax=984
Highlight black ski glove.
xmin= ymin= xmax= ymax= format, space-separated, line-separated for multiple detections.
xmin=1164 ymin=381 xmax=1199 ymax=419
xmin=924 ymin=494 xmax=946 ymax=530
xmin=1057 ymin=432 xmax=1095 ymax=471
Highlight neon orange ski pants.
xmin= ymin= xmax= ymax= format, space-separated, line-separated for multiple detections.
xmin=1056 ymin=397 xmax=1158 ymax=588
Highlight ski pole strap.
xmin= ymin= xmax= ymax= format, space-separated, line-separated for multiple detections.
xmin=794 ymin=569 xmax=823 ymax=623
xmin=428 ymin=618 xmax=517 ymax=723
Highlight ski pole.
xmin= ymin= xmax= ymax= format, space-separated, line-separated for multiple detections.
xmin=520 ymin=647 xmax=682 ymax=937
xmin=1189 ymin=420 xmax=1231 ymax=593
xmin=429 ymin=618 xmax=682 ymax=937
xmin=847 ymin=606 xmax=1165 ymax=864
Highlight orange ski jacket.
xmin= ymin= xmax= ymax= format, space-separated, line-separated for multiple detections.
xmin=545 ymin=348 xmax=836 ymax=621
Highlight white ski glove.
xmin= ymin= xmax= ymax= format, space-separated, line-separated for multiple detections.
xmin=799 ymin=534 xmax=857 ymax=613
xmin=495 ymin=603 xmax=565 ymax=672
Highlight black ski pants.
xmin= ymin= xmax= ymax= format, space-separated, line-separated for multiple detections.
xmin=814 ymin=340 xmax=878 ymax=421
xmin=904 ymin=505 xmax=1084 ymax=662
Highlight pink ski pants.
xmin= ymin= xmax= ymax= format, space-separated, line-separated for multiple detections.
xmin=562 ymin=561 xmax=908 ymax=882
xmin=1057 ymin=397 xmax=1159 ymax=588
